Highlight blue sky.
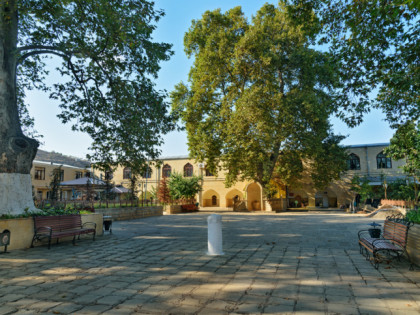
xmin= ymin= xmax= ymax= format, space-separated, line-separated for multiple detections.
xmin=26 ymin=0 xmax=394 ymax=159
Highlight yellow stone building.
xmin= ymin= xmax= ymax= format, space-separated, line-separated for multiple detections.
xmin=109 ymin=143 xmax=406 ymax=211
xmin=30 ymin=143 xmax=406 ymax=210
xmin=31 ymin=160 xmax=91 ymax=200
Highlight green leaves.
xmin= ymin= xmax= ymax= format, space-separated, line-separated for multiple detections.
xmin=167 ymin=172 xmax=202 ymax=201
xmin=14 ymin=0 xmax=175 ymax=169
xmin=296 ymin=0 xmax=419 ymax=127
xmin=385 ymin=121 xmax=420 ymax=204
xmin=173 ymin=3 xmax=347 ymax=193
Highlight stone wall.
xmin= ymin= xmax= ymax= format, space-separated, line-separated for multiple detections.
xmin=94 ymin=206 xmax=163 ymax=221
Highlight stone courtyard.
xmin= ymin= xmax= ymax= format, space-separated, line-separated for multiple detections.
xmin=0 ymin=211 xmax=419 ymax=314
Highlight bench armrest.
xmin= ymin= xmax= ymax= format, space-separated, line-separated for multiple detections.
xmin=82 ymin=222 xmax=96 ymax=229
xmin=358 ymin=229 xmax=372 ymax=240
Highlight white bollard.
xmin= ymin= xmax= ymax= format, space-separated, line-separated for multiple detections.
xmin=207 ymin=214 xmax=224 ymax=255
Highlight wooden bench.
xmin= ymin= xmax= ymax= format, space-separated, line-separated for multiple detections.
xmin=358 ymin=215 xmax=414 ymax=270
xmin=31 ymin=214 xmax=96 ymax=249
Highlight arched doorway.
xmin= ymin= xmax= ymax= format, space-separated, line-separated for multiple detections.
xmin=315 ymin=190 xmax=338 ymax=208
xmin=246 ymin=182 xmax=262 ymax=210
xmin=225 ymin=189 xmax=244 ymax=207
xmin=202 ymin=189 xmax=220 ymax=207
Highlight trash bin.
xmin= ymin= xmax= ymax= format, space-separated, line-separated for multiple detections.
xmin=103 ymin=216 xmax=113 ymax=234
xmin=0 ymin=230 xmax=10 ymax=253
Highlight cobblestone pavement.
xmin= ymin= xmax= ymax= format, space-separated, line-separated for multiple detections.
xmin=0 ymin=211 xmax=419 ymax=315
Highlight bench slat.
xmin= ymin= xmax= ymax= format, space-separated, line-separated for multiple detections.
xmin=32 ymin=214 xmax=96 ymax=249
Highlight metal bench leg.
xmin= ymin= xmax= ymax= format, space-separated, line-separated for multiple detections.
xmin=31 ymin=235 xmax=37 ymax=248
xmin=72 ymin=235 xmax=76 ymax=245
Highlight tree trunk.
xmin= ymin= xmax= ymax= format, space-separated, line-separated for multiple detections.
xmin=0 ymin=1 xmax=39 ymax=214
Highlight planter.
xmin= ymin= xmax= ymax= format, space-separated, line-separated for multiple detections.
xmin=407 ymin=224 xmax=420 ymax=267
xmin=0 ymin=213 xmax=103 ymax=251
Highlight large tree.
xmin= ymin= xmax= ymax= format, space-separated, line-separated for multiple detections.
xmin=171 ymin=3 xmax=347 ymax=196
xmin=385 ymin=121 xmax=420 ymax=205
xmin=284 ymin=0 xmax=419 ymax=127
xmin=0 ymin=0 xmax=174 ymax=214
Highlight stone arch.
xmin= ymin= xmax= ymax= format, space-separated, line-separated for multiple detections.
xmin=315 ymin=189 xmax=337 ymax=208
xmin=225 ymin=189 xmax=244 ymax=207
xmin=202 ymin=189 xmax=220 ymax=207
xmin=246 ymin=182 xmax=262 ymax=210
xmin=289 ymin=190 xmax=308 ymax=208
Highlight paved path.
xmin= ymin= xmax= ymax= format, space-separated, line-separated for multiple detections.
xmin=0 ymin=212 xmax=419 ymax=314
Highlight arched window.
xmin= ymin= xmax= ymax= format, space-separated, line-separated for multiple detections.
xmin=162 ymin=164 xmax=172 ymax=178
xmin=347 ymin=153 xmax=360 ymax=170
xmin=123 ymin=167 xmax=131 ymax=179
xmin=205 ymin=169 xmax=214 ymax=176
xmin=104 ymin=171 xmax=113 ymax=180
xmin=184 ymin=163 xmax=193 ymax=177
xmin=212 ymin=195 xmax=217 ymax=206
xmin=377 ymin=152 xmax=392 ymax=169
xmin=143 ymin=166 xmax=152 ymax=179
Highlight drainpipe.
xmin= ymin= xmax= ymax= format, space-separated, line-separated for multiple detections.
xmin=365 ymin=146 xmax=370 ymax=177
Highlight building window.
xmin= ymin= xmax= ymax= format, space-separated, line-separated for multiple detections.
xmin=143 ymin=166 xmax=152 ymax=179
xmin=184 ymin=163 xmax=193 ymax=177
xmin=104 ymin=171 xmax=113 ymax=180
xmin=377 ymin=152 xmax=392 ymax=169
xmin=162 ymin=164 xmax=171 ymax=178
xmin=205 ymin=169 xmax=214 ymax=177
xmin=123 ymin=167 xmax=131 ymax=179
xmin=75 ymin=171 xmax=83 ymax=179
xmin=85 ymin=171 xmax=91 ymax=178
xmin=212 ymin=195 xmax=217 ymax=205
xmin=53 ymin=169 xmax=64 ymax=181
xmin=347 ymin=153 xmax=360 ymax=170
xmin=34 ymin=167 xmax=45 ymax=180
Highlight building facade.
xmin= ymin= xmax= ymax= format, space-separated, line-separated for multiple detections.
xmin=109 ymin=143 xmax=406 ymax=211
xmin=30 ymin=143 xmax=406 ymax=209
xmin=31 ymin=161 xmax=91 ymax=200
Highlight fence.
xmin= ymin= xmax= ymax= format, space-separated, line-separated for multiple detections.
xmin=35 ymin=198 xmax=161 ymax=211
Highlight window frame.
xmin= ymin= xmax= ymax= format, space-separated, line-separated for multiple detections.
xmin=347 ymin=153 xmax=361 ymax=170
xmin=34 ymin=167 xmax=46 ymax=180
xmin=205 ymin=169 xmax=214 ymax=177
xmin=183 ymin=163 xmax=193 ymax=177
xmin=376 ymin=152 xmax=392 ymax=169
xmin=123 ymin=167 xmax=132 ymax=179
xmin=162 ymin=164 xmax=172 ymax=178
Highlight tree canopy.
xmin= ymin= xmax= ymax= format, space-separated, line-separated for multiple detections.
xmin=1 ymin=0 xmax=174 ymax=175
xmin=171 ymin=3 xmax=347 ymax=195
xmin=284 ymin=0 xmax=419 ymax=127
xmin=385 ymin=121 xmax=420 ymax=204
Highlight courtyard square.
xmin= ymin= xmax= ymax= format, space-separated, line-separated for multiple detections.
xmin=0 ymin=211 xmax=419 ymax=315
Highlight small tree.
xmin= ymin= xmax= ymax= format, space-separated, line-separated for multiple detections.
xmin=157 ymin=178 xmax=171 ymax=205
xmin=167 ymin=172 xmax=202 ymax=202
xmin=385 ymin=121 xmax=420 ymax=206
xmin=350 ymin=175 xmax=373 ymax=210
xmin=49 ymin=166 xmax=63 ymax=203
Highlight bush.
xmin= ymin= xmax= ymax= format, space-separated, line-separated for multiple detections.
xmin=406 ymin=210 xmax=420 ymax=224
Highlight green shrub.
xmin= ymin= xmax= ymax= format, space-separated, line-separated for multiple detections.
xmin=406 ymin=209 xmax=420 ymax=224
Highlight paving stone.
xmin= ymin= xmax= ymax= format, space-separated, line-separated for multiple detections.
xmin=76 ymin=304 xmax=113 ymax=314
xmin=0 ymin=213 xmax=417 ymax=315
xmin=0 ymin=306 xmax=17 ymax=315
xmin=49 ymin=302 xmax=84 ymax=314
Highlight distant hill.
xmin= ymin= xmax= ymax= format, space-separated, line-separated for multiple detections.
xmin=35 ymin=149 xmax=90 ymax=168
